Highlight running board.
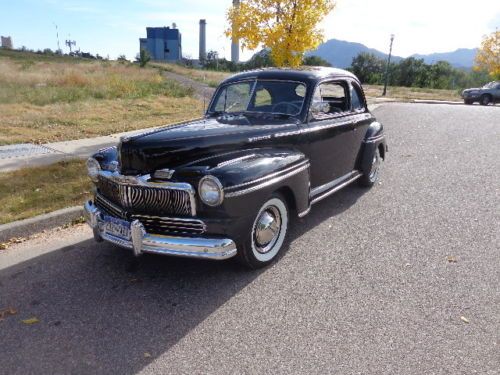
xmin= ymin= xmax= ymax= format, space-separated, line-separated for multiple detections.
xmin=310 ymin=171 xmax=362 ymax=205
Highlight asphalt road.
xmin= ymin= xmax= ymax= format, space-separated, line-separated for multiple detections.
xmin=1 ymin=103 xmax=499 ymax=375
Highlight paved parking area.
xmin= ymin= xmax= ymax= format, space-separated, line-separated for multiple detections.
xmin=0 ymin=103 xmax=499 ymax=374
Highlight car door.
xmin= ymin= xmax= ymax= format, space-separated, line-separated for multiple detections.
xmin=349 ymin=80 xmax=372 ymax=163
xmin=305 ymin=79 xmax=360 ymax=189
xmin=495 ymin=83 xmax=500 ymax=101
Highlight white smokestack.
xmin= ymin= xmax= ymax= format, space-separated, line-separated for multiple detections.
xmin=199 ymin=19 xmax=206 ymax=61
xmin=231 ymin=0 xmax=240 ymax=63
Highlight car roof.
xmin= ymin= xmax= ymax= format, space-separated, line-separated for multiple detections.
xmin=222 ymin=66 xmax=359 ymax=85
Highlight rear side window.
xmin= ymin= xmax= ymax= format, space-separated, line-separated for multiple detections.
xmin=350 ymin=83 xmax=365 ymax=111
xmin=312 ymin=81 xmax=349 ymax=115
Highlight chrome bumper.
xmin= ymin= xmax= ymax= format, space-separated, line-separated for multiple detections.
xmin=84 ymin=200 xmax=237 ymax=260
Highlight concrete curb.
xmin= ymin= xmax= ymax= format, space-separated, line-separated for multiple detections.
xmin=0 ymin=206 xmax=84 ymax=243
xmin=411 ymin=99 xmax=464 ymax=105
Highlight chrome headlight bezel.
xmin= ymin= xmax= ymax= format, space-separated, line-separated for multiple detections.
xmin=198 ymin=175 xmax=224 ymax=207
xmin=86 ymin=157 xmax=101 ymax=183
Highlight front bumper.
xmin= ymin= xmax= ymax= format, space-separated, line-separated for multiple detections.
xmin=83 ymin=200 xmax=237 ymax=260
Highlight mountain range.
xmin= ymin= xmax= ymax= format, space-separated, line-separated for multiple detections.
xmin=307 ymin=39 xmax=477 ymax=69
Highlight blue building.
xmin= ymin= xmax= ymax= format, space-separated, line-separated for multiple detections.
xmin=139 ymin=26 xmax=182 ymax=61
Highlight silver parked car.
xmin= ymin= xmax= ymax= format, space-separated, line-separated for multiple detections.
xmin=461 ymin=81 xmax=500 ymax=105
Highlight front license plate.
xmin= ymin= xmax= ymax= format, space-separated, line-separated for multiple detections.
xmin=103 ymin=215 xmax=130 ymax=240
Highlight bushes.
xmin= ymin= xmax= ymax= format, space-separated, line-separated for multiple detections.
xmin=349 ymin=53 xmax=491 ymax=90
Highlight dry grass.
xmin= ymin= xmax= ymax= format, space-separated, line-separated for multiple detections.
xmin=152 ymin=62 xmax=230 ymax=88
xmin=0 ymin=159 xmax=91 ymax=224
xmin=0 ymin=59 xmax=194 ymax=105
xmin=364 ymin=84 xmax=461 ymax=101
xmin=0 ymin=96 xmax=203 ymax=145
xmin=0 ymin=52 xmax=203 ymax=145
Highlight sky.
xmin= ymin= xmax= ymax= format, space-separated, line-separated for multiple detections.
xmin=0 ymin=0 xmax=498 ymax=61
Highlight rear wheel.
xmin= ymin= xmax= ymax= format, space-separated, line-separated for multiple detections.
xmin=359 ymin=147 xmax=381 ymax=187
xmin=237 ymin=195 xmax=289 ymax=269
xmin=480 ymin=95 xmax=491 ymax=106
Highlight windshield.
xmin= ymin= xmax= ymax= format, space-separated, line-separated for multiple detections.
xmin=210 ymin=80 xmax=307 ymax=116
xmin=483 ymin=82 xmax=497 ymax=88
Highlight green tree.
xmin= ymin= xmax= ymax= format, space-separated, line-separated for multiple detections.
xmin=135 ymin=49 xmax=151 ymax=68
xmin=303 ymin=55 xmax=331 ymax=67
xmin=349 ymin=53 xmax=385 ymax=84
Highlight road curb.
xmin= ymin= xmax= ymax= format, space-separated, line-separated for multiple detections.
xmin=411 ymin=99 xmax=464 ymax=105
xmin=0 ymin=206 xmax=84 ymax=243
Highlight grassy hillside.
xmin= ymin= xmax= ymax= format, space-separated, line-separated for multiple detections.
xmin=0 ymin=49 xmax=202 ymax=145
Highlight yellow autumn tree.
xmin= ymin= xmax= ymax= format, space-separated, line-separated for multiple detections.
xmin=226 ymin=0 xmax=335 ymax=67
xmin=474 ymin=30 xmax=500 ymax=80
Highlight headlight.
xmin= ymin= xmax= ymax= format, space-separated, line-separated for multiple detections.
xmin=86 ymin=157 xmax=101 ymax=182
xmin=198 ymin=175 xmax=224 ymax=206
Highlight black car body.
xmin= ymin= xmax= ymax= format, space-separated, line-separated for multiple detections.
xmin=461 ymin=81 xmax=500 ymax=105
xmin=84 ymin=67 xmax=387 ymax=268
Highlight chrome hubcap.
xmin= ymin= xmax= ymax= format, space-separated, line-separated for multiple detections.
xmin=254 ymin=206 xmax=281 ymax=254
xmin=369 ymin=151 xmax=381 ymax=181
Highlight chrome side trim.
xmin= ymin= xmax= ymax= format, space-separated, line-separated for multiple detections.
xmin=298 ymin=207 xmax=311 ymax=218
xmin=216 ymin=154 xmax=257 ymax=168
xmin=225 ymin=163 xmax=310 ymax=198
xmin=275 ymin=113 xmax=371 ymax=138
xmin=310 ymin=171 xmax=359 ymax=198
xmin=364 ymin=135 xmax=385 ymax=143
xmin=225 ymin=160 xmax=310 ymax=192
xmin=84 ymin=200 xmax=237 ymax=260
xmin=310 ymin=172 xmax=362 ymax=205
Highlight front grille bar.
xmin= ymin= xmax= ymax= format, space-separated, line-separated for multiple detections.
xmin=94 ymin=193 xmax=206 ymax=235
xmin=96 ymin=170 xmax=196 ymax=217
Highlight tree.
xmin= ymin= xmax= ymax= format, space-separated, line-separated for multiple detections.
xmin=135 ymin=49 xmax=151 ymax=68
xmin=117 ymin=54 xmax=128 ymax=62
xmin=474 ymin=30 xmax=500 ymax=80
xmin=303 ymin=55 xmax=331 ymax=67
xmin=349 ymin=53 xmax=385 ymax=84
xmin=226 ymin=0 xmax=335 ymax=67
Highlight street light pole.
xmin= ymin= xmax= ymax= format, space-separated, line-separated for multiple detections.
xmin=382 ymin=34 xmax=395 ymax=96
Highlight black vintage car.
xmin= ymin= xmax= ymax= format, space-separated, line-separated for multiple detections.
xmin=84 ymin=67 xmax=387 ymax=268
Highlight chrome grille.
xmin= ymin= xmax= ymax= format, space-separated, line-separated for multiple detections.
xmin=95 ymin=194 xmax=205 ymax=235
xmin=97 ymin=175 xmax=192 ymax=217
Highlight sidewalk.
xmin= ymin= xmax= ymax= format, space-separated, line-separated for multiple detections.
xmin=0 ymin=99 xmax=391 ymax=173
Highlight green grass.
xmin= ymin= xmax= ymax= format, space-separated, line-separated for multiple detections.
xmin=0 ymin=159 xmax=92 ymax=225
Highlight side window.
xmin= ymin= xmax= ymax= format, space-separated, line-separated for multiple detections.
xmin=214 ymin=82 xmax=252 ymax=113
xmin=350 ymin=83 xmax=365 ymax=111
xmin=310 ymin=81 xmax=348 ymax=120
xmin=254 ymin=87 xmax=272 ymax=107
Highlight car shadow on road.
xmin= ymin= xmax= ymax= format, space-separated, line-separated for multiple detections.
xmin=0 ymin=184 xmax=367 ymax=374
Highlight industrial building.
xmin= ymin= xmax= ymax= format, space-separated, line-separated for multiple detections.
xmin=139 ymin=25 xmax=182 ymax=61
xmin=1 ymin=36 xmax=13 ymax=49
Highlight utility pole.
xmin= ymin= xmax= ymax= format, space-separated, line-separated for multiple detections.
xmin=382 ymin=34 xmax=395 ymax=96
xmin=53 ymin=22 xmax=61 ymax=53
xmin=65 ymin=39 xmax=76 ymax=53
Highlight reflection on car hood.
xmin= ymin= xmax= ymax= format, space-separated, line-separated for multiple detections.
xmin=118 ymin=115 xmax=298 ymax=175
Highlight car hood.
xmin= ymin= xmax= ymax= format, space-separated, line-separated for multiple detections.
xmin=118 ymin=115 xmax=298 ymax=175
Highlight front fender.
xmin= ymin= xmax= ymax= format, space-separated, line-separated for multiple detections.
xmin=358 ymin=121 xmax=387 ymax=175
xmin=180 ymin=148 xmax=311 ymax=222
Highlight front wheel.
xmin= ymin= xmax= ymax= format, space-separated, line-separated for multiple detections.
xmin=237 ymin=195 xmax=289 ymax=269
xmin=480 ymin=95 xmax=491 ymax=106
xmin=359 ymin=147 xmax=382 ymax=187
